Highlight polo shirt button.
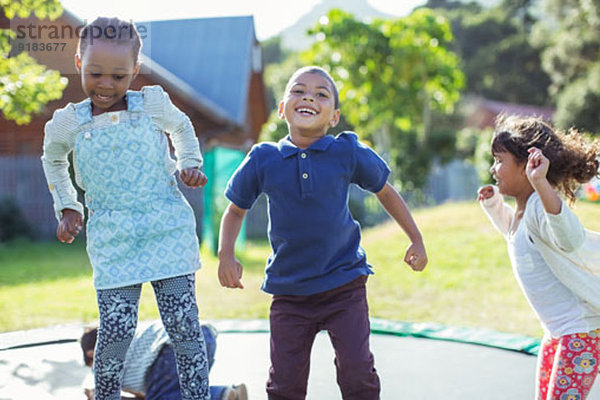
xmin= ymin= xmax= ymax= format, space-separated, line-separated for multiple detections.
xmin=300 ymin=153 xmax=307 ymax=159
xmin=302 ymin=173 xmax=308 ymax=179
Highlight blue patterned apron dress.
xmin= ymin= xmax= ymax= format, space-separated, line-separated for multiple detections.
xmin=74 ymin=92 xmax=200 ymax=289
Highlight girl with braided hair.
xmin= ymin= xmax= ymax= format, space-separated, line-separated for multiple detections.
xmin=42 ymin=17 xmax=209 ymax=399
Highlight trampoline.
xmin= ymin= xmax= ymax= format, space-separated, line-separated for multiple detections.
xmin=2 ymin=319 xmax=600 ymax=399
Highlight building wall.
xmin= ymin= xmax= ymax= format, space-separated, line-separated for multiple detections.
xmin=247 ymin=71 xmax=269 ymax=142
xmin=0 ymin=155 xmax=57 ymax=238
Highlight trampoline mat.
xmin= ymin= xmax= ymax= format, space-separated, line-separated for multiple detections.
xmin=2 ymin=320 xmax=599 ymax=399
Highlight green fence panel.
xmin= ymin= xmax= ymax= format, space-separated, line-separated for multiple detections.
xmin=202 ymin=147 xmax=246 ymax=254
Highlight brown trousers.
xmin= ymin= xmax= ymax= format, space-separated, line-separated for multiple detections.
xmin=267 ymin=275 xmax=380 ymax=400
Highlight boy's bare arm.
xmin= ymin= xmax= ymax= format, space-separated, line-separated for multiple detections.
xmin=375 ymin=183 xmax=427 ymax=271
xmin=217 ymin=203 xmax=247 ymax=289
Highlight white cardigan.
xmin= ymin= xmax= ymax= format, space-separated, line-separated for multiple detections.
xmin=481 ymin=186 xmax=600 ymax=310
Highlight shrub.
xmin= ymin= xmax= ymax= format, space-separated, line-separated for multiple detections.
xmin=0 ymin=197 xmax=34 ymax=242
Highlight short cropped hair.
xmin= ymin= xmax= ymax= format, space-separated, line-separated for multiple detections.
xmin=284 ymin=66 xmax=339 ymax=109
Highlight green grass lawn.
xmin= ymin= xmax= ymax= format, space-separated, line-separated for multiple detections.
xmin=1 ymin=200 xmax=599 ymax=337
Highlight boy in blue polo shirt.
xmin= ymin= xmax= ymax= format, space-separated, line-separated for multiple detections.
xmin=218 ymin=66 xmax=428 ymax=400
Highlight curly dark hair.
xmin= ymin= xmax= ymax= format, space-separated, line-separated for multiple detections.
xmin=491 ymin=114 xmax=600 ymax=205
xmin=77 ymin=17 xmax=142 ymax=64
xmin=80 ymin=325 xmax=98 ymax=366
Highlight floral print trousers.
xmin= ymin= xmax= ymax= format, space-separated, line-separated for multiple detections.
xmin=93 ymin=274 xmax=209 ymax=400
xmin=536 ymin=329 xmax=600 ymax=400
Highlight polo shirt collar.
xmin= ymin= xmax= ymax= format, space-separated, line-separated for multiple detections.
xmin=277 ymin=135 xmax=335 ymax=158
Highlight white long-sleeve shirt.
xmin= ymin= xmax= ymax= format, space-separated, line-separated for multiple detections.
xmin=481 ymin=186 xmax=600 ymax=337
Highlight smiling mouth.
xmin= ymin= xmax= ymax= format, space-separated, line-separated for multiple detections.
xmin=296 ymin=107 xmax=317 ymax=116
xmin=94 ymin=93 xmax=113 ymax=103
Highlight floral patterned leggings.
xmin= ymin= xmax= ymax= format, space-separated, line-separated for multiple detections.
xmin=93 ymin=274 xmax=209 ymax=400
xmin=536 ymin=329 xmax=600 ymax=400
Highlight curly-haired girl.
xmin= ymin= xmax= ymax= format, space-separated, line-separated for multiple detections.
xmin=478 ymin=114 xmax=600 ymax=400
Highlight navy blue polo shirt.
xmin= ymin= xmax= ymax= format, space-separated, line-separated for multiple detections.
xmin=225 ymin=132 xmax=391 ymax=295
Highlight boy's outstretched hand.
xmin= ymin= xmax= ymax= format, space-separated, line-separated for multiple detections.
xmin=218 ymin=256 xmax=245 ymax=289
xmin=405 ymin=241 xmax=427 ymax=271
xmin=180 ymin=168 xmax=207 ymax=188
xmin=57 ymin=208 xmax=82 ymax=244
xmin=477 ymin=185 xmax=494 ymax=201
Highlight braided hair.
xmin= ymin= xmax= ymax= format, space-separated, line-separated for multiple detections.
xmin=77 ymin=17 xmax=142 ymax=64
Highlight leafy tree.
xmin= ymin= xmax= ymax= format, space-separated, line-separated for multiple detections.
xmin=300 ymin=8 xmax=464 ymax=190
xmin=425 ymin=0 xmax=552 ymax=106
xmin=261 ymin=36 xmax=289 ymax=66
xmin=262 ymin=47 xmax=301 ymax=112
xmin=423 ymin=0 xmax=474 ymax=11
xmin=501 ymin=0 xmax=538 ymax=29
xmin=535 ymin=0 xmax=600 ymax=132
xmin=0 ymin=0 xmax=67 ymax=124
xmin=473 ymin=128 xmax=494 ymax=183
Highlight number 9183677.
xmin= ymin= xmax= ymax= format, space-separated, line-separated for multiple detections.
xmin=17 ymin=42 xmax=67 ymax=52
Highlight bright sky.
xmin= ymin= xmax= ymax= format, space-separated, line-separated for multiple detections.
xmin=59 ymin=0 xmax=426 ymax=40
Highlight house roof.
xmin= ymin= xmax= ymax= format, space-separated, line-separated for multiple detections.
xmin=138 ymin=54 xmax=234 ymax=126
xmin=464 ymin=95 xmax=555 ymax=130
xmin=476 ymin=98 xmax=554 ymax=121
xmin=2 ymin=8 xmax=252 ymax=129
xmin=139 ymin=16 xmax=259 ymax=127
